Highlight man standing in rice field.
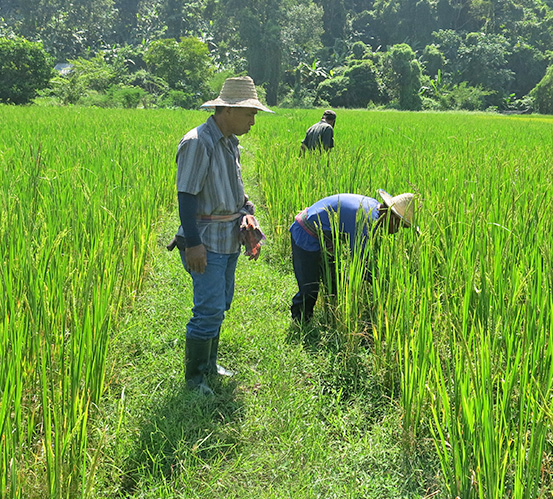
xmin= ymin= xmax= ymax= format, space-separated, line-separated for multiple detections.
xmin=300 ymin=109 xmax=337 ymax=155
xmin=289 ymin=190 xmax=417 ymax=323
xmin=173 ymin=76 xmax=273 ymax=395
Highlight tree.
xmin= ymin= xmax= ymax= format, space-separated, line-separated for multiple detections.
xmin=316 ymin=75 xmax=349 ymax=107
xmin=207 ymin=0 xmax=283 ymax=104
xmin=209 ymin=0 xmax=322 ymax=106
xmin=112 ymin=0 xmax=141 ymax=44
xmin=530 ymin=64 xmax=553 ymax=114
xmin=315 ymin=0 xmax=347 ymax=47
xmin=508 ymin=41 xmax=548 ymax=97
xmin=351 ymin=10 xmax=377 ymax=47
xmin=162 ymin=0 xmax=207 ymax=40
xmin=144 ymin=37 xmax=214 ymax=107
xmin=49 ymin=53 xmax=120 ymax=104
xmin=421 ymin=44 xmax=446 ymax=77
xmin=457 ymin=32 xmax=513 ymax=96
xmin=342 ymin=60 xmax=384 ymax=107
xmin=384 ymin=43 xmax=423 ymax=110
xmin=314 ymin=59 xmax=384 ymax=108
xmin=9 ymin=0 xmax=116 ymax=59
xmin=0 ymin=36 xmax=53 ymax=104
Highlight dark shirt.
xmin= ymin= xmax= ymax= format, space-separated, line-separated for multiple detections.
xmin=301 ymin=120 xmax=334 ymax=151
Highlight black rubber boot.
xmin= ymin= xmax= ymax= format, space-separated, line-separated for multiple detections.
xmin=185 ymin=338 xmax=214 ymax=395
xmin=208 ymin=333 xmax=234 ymax=377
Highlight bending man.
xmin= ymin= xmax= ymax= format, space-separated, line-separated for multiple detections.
xmin=300 ymin=110 xmax=337 ymax=154
xmin=289 ymin=190 xmax=416 ymax=322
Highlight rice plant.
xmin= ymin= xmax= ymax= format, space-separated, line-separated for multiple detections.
xmin=0 ymin=106 xmax=206 ymax=496
xmin=254 ymin=109 xmax=553 ymax=497
xmin=2 ymin=105 xmax=553 ymax=497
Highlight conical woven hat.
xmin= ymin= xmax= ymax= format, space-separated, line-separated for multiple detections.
xmin=378 ymin=189 xmax=416 ymax=227
xmin=200 ymin=76 xmax=274 ymax=113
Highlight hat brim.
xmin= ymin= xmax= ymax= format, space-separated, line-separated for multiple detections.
xmin=378 ymin=189 xmax=412 ymax=227
xmin=200 ymin=98 xmax=274 ymax=113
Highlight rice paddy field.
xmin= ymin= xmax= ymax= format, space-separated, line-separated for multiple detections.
xmin=1 ymin=106 xmax=553 ymax=498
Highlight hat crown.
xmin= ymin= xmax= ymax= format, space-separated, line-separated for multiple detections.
xmin=200 ymin=75 xmax=274 ymax=113
xmin=389 ymin=193 xmax=415 ymax=225
xmin=378 ymin=189 xmax=416 ymax=227
xmin=219 ymin=76 xmax=258 ymax=102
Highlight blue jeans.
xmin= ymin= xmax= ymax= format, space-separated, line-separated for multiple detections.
xmin=180 ymin=249 xmax=240 ymax=340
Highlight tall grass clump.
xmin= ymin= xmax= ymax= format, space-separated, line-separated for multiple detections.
xmin=0 ymin=106 xmax=206 ymax=496
xmin=252 ymin=109 xmax=553 ymax=496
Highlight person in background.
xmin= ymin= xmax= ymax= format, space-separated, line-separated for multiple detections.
xmin=300 ymin=109 xmax=337 ymax=154
xmin=174 ymin=76 xmax=273 ymax=394
xmin=289 ymin=190 xmax=417 ymax=323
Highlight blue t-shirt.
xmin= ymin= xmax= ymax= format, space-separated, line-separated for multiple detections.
xmin=290 ymin=194 xmax=380 ymax=253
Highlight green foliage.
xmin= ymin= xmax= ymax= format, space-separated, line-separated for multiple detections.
xmin=0 ymin=36 xmax=53 ymax=104
xmin=438 ymin=81 xmax=492 ymax=111
xmin=19 ymin=0 xmax=116 ymax=59
xmin=316 ymin=75 xmax=348 ymax=107
xmin=144 ymin=37 xmax=213 ymax=108
xmin=109 ymin=85 xmax=150 ymax=108
xmin=421 ymin=72 xmax=492 ymax=111
xmin=458 ymin=32 xmax=513 ymax=97
xmin=349 ymin=41 xmax=369 ymax=61
xmin=432 ymin=30 xmax=517 ymax=106
xmin=369 ymin=0 xmax=436 ymax=48
xmin=343 ymin=60 xmax=384 ymax=107
xmin=3 ymin=0 xmax=553 ymax=111
xmin=126 ymin=69 xmax=169 ymax=96
xmin=530 ymin=64 xmax=553 ymax=114
xmin=208 ymin=0 xmax=323 ymax=105
xmin=432 ymin=29 xmax=463 ymax=66
xmin=314 ymin=59 xmax=383 ymax=108
xmin=49 ymin=53 xmax=119 ymax=104
xmin=157 ymin=89 xmax=199 ymax=109
xmin=508 ymin=42 xmax=548 ymax=97
xmin=384 ymin=43 xmax=423 ymax=111
xmin=421 ymin=44 xmax=445 ymax=77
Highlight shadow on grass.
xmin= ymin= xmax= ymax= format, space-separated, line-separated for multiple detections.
xmin=284 ymin=319 xmax=322 ymax=352
xmin=120 ymin=375 xmax=244 ymax=494
xmin=284 ymin=312 xmax=401 ymax=413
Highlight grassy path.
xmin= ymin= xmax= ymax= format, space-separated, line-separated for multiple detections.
xmin=93 ymin=175 xmax=436 ymax=498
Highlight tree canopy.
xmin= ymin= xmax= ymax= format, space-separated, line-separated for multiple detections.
xmin=1 ymin=0 xmax=552 ymax=111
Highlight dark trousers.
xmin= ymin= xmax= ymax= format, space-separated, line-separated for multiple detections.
xmin=290 ymin=235 xmax=336 ymax=321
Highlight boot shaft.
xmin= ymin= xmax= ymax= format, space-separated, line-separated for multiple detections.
xmin=185 ymin=338 xmax=212 ymax=389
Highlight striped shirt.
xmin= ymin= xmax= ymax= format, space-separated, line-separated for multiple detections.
xmin=176 ymin=115 xmax=245 ymax=254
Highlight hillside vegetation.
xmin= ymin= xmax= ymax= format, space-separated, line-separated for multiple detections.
xmin=2 ymin=0 xmax=553 ymax=111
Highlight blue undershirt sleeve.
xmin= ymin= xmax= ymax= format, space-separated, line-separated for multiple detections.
xmin=178 ymin=191 xmax=202 ymax=248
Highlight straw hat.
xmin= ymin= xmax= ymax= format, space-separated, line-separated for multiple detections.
xmin=200 ymin=76 xmax=274 ymax=113
xmin=378 ymin=189 xmax=416 ymax=227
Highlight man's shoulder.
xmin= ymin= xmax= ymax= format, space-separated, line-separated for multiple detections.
xmin=310 ymin=120 xmax=332 ymax=132
xmin=178 ymin=118 xmax=219 ymax=154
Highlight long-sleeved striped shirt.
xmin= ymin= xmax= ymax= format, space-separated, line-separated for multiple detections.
xmin=176 ymin=115 xmax=245 ymax=254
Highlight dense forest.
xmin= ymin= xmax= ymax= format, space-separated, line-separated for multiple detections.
xmin=1 ymin=0 xmax=553 ymax=111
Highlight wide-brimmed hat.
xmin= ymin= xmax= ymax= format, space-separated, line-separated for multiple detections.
xmin=200 ymin=76 xmax=274 ymax=113
xmin=378 ymin=189 xmax=416 ymax=227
